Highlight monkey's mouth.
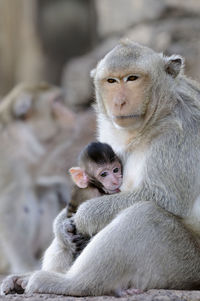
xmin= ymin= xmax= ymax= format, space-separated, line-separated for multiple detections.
xmin=111 ymin=114 xmax=143 ymax=129
xmin=105 ymin=188 xmax=121 ymax=194
xmin=113 ymin=114 xmax=142 ymax=119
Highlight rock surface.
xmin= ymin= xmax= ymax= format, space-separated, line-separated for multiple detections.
xmin=94 ymin=0 xmax=165 ymax=38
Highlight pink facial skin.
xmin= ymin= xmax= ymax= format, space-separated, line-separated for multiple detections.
xmin=94 ymin=161 xmax=123 ymax=194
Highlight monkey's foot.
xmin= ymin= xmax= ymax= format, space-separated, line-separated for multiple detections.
xmin=25 ymin=271 xmax=46 ymax=294
xmin=25 ymin=270 xmax=66 ymax=295
xmin=1 ymin=274 xmax=29 ymax=295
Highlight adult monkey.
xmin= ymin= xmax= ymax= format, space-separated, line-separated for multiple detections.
xmin=2 ymin=40 xmax=200 ymax=296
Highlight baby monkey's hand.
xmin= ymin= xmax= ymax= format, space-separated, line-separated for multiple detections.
xmin=64 ymin=216 xmax=77 ymax=235
xmin=64 ymin=216 xmax=90 ymax=257
xmin=72 ymin=233 xmax=90 ymax=257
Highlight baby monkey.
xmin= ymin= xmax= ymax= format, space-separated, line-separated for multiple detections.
xmin=68 ymin=142 xmax=123 ymax=256
xmin=69 ymin=141 xmax=123 ymax=198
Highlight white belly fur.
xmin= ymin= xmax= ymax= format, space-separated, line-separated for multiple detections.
xmin=120 ymin=149 xmax=148 ymax=192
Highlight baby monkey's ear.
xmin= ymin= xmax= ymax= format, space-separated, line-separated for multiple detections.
xmin=69 ymin=167 xmax=89 ymax=188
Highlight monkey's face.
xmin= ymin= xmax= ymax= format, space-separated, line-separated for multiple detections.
xmin=94 ymin=161 xmax=123 ymax=194
xmin=93 ymin=40 xmax=183 ymax=131
xmin=99 ymin=71 xmax=151 ymax=129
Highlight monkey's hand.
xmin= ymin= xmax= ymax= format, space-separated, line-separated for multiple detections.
xmin=72 ymin=233 xmax=90 ymax=257
xmin=53 ymin=209 xmax=77 ymax=247
xmin=53 ymin=209 xmax=89 ymax=258
xmin=63 ymin=216 xmax=77 ymax=236
xmin=64 ymin=217 xmax=90 ymax=257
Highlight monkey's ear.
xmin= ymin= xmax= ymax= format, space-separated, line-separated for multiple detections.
xmin=90 ymin=68 xmax=96 ymax=78
xmin=12 ymin=93 xmax=33 ymax=119
xmin=164 ymin=55 xmax=184 ymax=78
xmin=69 ymin=167 xmax=89 ymax=188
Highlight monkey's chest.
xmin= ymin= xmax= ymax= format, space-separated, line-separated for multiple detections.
xmin=120 ymin=150 xmax=147 ymax=192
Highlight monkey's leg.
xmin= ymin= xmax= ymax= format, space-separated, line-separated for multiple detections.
xmin=42 ymin=209 xmax=76 ymax=273
xmin=25 ymin=202 xmax=200 ymax=296
xmin=42 ymin=237 xmax=74 ymax=273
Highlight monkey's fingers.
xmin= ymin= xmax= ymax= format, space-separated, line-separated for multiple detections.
xmin=66 ymin=217 xmax=77 ymax=233
xmin=76 ymin=242 xmax=88 ymax=251
xmin=1 ymin=275 xmax=22 ymax=295
xmin=71 ymin=234 xmax=86 ymax=243
xmin=12 ymin=283 xmax=24 ymax=294
xmin=64 ymin=219 xmax=76 ymax=234
xmin=75 ymin=240 xmax=88 ymax=248
xmin=64 ymin=223 xmax=75 ymax=233
xmin=16 ymin=278 xmax=28 ymax=290
xmin=73 ymin=235 xmax=90 ymax=251
xmin=1 ymin=277 xmax=15 ymax=295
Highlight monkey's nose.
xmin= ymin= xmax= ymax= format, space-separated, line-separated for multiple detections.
xmin=117 ymin=99 xmax=126 ymax=109
xmin=114 ymin=95 xmax=127 ymax=109
xmin=119 ymin=100 xmax=126 ymax=110
xmin=112 ymin=179 xmax=120 ymax=185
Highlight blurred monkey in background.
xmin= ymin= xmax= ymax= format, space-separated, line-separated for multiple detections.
xmin=0 ymin=83 xmax=71 ymax=273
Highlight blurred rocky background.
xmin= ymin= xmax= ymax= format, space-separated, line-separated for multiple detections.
xmin=0 ymin=0 xmax=200 ymax=275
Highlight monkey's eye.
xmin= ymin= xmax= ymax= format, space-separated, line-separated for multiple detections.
xmin=107 ymin=78 xmax=117 ymax=84
xmin=127 ymin=75 xmax=139 ymax=81
xmin=113 ymin=168 xmax=119 ymax=173
xmin=100 ymin=171 xmax=108 ymax=177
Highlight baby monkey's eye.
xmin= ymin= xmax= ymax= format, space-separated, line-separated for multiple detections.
xmin=113 ymin=168 xmax=119 ymax=173
xmin=107 ymin=78 xmax=117 ymax=84
xmin=100 ymin=171 xmax=108 ymax=177
xmin=127 ymin=75 xmax=139 ymax=81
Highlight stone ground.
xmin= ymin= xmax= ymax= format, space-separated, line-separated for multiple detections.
xmin=1 ymin=276 xmax=200 ymax=301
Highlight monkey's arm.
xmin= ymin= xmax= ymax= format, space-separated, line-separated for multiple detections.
xmin=74 ymin=188 xmax=149 ymax=236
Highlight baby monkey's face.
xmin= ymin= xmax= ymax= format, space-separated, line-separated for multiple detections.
xmin=94 ymin=161 xmax=122 ymax=194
